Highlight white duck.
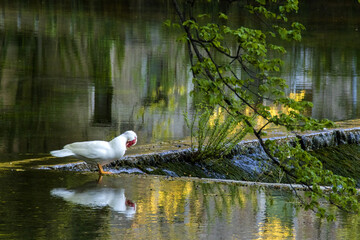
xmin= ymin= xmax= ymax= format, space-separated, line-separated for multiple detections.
xmin=50 ymin=130 xmax=137 ymax=175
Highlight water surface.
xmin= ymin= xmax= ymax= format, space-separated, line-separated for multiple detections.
xmin=0 ymin=0 xmax=359 ymax=156
xmin=1 ymin=1 xmax=360 ymax=239
xmin=1 ymin=170 xmax=359 ymax=240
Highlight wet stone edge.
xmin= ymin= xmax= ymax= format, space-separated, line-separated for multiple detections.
xmin=52 ymin=127 xmax=360 ymax=182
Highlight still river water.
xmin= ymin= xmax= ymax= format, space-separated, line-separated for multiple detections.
xmin=0 ymin=0 xmax=360 ymax=239
xmin=2 ymin=170 xmax=360 ymax=240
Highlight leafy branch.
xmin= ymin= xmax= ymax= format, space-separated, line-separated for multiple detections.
xmin=171 ymin=0 xmax=360 ymax=220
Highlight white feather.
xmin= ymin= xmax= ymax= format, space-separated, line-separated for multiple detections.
xmin=50 ymin=149 xmax=75 ymax=157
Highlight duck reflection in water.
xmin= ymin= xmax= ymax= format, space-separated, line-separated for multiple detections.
xmin=50 ymin=179 xmax=136 ymax=218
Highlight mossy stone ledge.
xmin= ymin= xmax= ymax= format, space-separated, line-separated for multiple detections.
xmin=53 ymin=127 xmax=360 ymax=183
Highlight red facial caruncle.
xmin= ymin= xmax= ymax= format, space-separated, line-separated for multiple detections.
xmin=126 ymin=138 xmax=137 ymax=148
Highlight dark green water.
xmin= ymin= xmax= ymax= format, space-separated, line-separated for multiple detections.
xmin=1 ymin=1 xmax=360 ymax=239
xmin=1 ymin=170 xmax=360 ymax=240
xmin=0 ymin=0 xmax=359 ymax=155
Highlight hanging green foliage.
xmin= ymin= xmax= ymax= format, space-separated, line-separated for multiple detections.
xmin=169 ymin=0 xmax=360 ymax=220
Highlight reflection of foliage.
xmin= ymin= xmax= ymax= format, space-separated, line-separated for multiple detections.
xmin=184 ymin=105 xmax=251 ymax=162
xmin=170 ymin=0 xmax=360 ymax=220
xmin=2 ymin=170 xmax=355 ymax=239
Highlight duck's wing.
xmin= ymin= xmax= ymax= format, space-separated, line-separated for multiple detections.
xmin=64 ymin=141 xmax=112 ymax=160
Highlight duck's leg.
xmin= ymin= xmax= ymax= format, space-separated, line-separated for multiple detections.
xmin=97 ymin=163 xmax=112 ymax=175
xmin=97 ymin=175 xmax=103 ymax=183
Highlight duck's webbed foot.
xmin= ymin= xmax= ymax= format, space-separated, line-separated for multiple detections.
xmin=97 ymin=163 xmax=112 ymax=175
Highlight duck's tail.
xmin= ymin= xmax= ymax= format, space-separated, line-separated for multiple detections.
xmin=50 ymin=149 xmax=74 ymax=158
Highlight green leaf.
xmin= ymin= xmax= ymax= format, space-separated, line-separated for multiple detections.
xmin=219 ymin=12 xmax=228 ymax=20
xmin=198 ymin=14 xmax=210 ymax=19
xmin=163 ymin=19 xmax=171 ymax=27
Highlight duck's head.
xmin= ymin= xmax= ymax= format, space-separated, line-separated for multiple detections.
xmin=123 ymin=130 xmax=137 ymax=148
